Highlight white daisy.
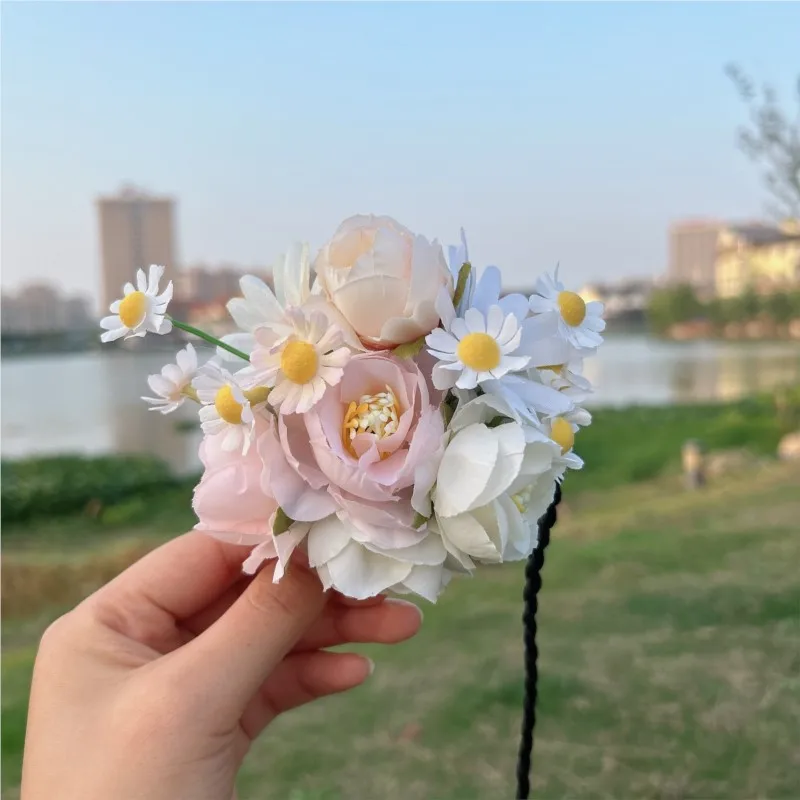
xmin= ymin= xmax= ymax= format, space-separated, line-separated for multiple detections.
xmin=482 ymin=372 xmax=575 ymax=424
xmin=220 ymin=244 xmax=360 ymax=360
xmin=141 ymin=344 xmax=199 ymax=414
xmin=543 ymin=414 xmax=585 ymax=458
xmin=426 ymin=305 xmax=530 ymax=391
xmin=538 ymin=359 xmax=592 ymax=402
xmin=100 ymin=264 xmax=173 ymax=342
xmin=528 ymin=267 xmax=605 ymax=350
xmin=195 ymin=364 xmax=269 ymax=454
xmin=246 ymin=307 xmax=351 ymax=415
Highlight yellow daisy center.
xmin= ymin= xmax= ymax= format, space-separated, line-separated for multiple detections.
xmin=214 ymin=385 xmax=243 ymax=425
xmin=280 ymin=341 xmax=318 ymax=384
xmin=118 ymin=291 xmax=148 ymax=328
xmin=342 ymin=386 xmax=400 ymax=458
xmin=550 ymin=417 xmax=575 ymax=454
xmin=557 ymin=291 xmax=586 ymax=327
xmin=457 ymin=332 xmax=501 ymax=372
xmin=244 ymin=386 xmax=270 ymax=406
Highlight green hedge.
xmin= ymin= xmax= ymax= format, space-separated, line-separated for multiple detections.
xmin=1 ymin=455 xmax=179 ymax=525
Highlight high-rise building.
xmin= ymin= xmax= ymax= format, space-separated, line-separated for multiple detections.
xmin=97 ymin=185 xmax=177 ymax=312
xmin=667 ymin=220 xmax=722 ymax=297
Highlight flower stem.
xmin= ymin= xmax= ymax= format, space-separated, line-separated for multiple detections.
xmin=169 ymin=318 xmax=250 ymax=361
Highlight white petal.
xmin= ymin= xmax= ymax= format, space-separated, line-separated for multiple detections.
xmin=485 ymin=305 xmax=505 ymax=339
xmin=307 ymin=515 xmax=353 ymax=567
xmin=471 ymin=423 xmax=526 ymax=509
xmin=398 ymin=564 xmax=447 ymax=603
xmin=324 ymin=541 xmax=413 ymax=600
xmin=464 ymin=307 xmax=486 ymax=334
xmin=436 ymin=424 xmax=499 ymax=517
xmin=426 ymin=328 xmax=458 ymax=354
xmin=472 ymin=266 xmax=501 ymax=314
xmin=499 ymin=293 xmax=529 ymax=323
xmin=432 ymin=362 xmax=460 ymax=390
xmin=528 ymin=296 xmax=553 ymax=314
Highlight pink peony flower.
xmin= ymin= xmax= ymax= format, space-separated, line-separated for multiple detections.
xmin=252 ymin=352 xmax=452 ymax=600
xmin=266 ymin=353 xmax=443 ymax=525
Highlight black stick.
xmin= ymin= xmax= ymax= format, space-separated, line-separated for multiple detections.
xmin=515 ymin=482 xmax=562 ymax=800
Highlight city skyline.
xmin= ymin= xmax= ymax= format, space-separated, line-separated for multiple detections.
xmin=2 ymin=2 xmax=799 ymax=304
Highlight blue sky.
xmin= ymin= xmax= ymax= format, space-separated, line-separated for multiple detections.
xmin=2 ymin=1 xmax=798 ymax=306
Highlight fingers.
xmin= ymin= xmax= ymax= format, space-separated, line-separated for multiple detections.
xmin=296 ymin=598 xmax=422 ymax=652
xmin=90 ymin=532 xmax=249 ymax=628
xmin=174 ymin=558 xmax=328 ymax=713
xmin=182 ymin=590 xmax=421 ymax=653
xmin=239 ymin=651 xmax=373 ymax=741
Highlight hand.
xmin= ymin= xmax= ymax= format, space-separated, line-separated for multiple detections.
xmin=21 ymin=532 xmax=422 ymax=800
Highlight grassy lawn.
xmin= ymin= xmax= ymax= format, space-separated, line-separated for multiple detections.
xmin=3 ymin=459 xmax=799 ymax=799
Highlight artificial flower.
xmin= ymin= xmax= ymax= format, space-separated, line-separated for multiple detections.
xmin=245 ymin=307 xmax=351 ymax=415
xmin=528 ymin=267 xmax=605 ymax=349
xmin=434 ymin=420 xmax=559 ymax=563
xmin=314 ymin=214 xmax=453 ymax=347
xmin=426 ymin=305 xmax=531 ymax=391
xmin=195 ymin=363 xmax=269 ymax=454
xmin=100 ymin=264 xmax=173 ymax=342
xmin=221 ymin=245 xmax=360 ymax=359
xmin=141 ymin=344 xmax=198 ymax=414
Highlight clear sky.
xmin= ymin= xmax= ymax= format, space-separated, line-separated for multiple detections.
xmin=2 ymin=1 xmax=798 ymax=306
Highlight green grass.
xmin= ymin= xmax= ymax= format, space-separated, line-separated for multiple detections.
xmin=3 ymin=461 xmax=799 ymax=799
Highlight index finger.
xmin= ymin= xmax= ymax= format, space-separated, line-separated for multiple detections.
xmin=90 ymin=531 xmax=251 ymax=625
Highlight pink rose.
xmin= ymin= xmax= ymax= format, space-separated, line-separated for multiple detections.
xmin=261 ymin=352 xmax=445 ymax=541
xmin=314 ymin=215 xmax=453 ymax=348
xmin=193 ymin=418 xmax=278 ymax=569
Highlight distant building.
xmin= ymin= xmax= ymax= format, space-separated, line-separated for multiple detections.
xmin=715 ymin=220 xmax=800 ymax=298
xmin=579 ymin=279 xmax=653 ymax=320
xmin=175 ymin=263 xmax=271 ymax=305
xmin=1 ymin=284 xmax=93 ymax=335
xmin=668 ymin=220 xmax=722 ymax=297
xmin=97 ymin=185 xmax=177 ymax=312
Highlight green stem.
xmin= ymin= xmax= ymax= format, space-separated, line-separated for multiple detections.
xmin=169 ymin=318 xmax=250 ymax=361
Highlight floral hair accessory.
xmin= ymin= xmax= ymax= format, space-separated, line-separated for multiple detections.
xmin=99 ymin=214 xmax=605 ymax=796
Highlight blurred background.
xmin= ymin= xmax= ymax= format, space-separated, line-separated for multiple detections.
xmin=2 ymin=3 xmax=799 ymax=799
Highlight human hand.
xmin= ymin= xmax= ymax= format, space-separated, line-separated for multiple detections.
xmin=21 ymin=532 xmax=422 ymax=800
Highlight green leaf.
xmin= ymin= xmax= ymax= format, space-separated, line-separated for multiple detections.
xmin=273 ymin=507 xmax=294 ymax=536
xmin=393 ymin=335 xmax=427 ymax=359
xmin=412 ymin=511 xmax=430 ymax=529
xmin=451 ymin=261 xmax=472 ymax=310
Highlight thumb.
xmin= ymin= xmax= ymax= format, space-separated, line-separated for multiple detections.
xmin=173 ymin=558 xmax=327 ymax=714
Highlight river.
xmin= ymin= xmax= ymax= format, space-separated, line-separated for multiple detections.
xmin=2 ymin=335 xmax=798 ymax=472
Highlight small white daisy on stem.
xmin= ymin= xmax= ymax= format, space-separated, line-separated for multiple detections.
xmin=528 ymin=268 xmax=605 ymax=350
xmin=142 ymin=344 xmax=199 ymax=414
xmin=100 ymin=264 xmax=173 ymax=342
xmin=195 ymin=364 xmax=270 ymax=454
xmin=426 ymin=305 xmax=530 ymax=391
xmin=246 ymin=307 xmax=351 ymax=414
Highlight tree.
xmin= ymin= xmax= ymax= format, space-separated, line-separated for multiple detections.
xmin=726 ymin=64 xmax=800 ymax=218
xmin=647 ymin=285 xmax=703 ymax=333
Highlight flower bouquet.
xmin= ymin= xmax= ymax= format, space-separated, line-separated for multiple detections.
xmin=100 ymin=214 xmax=604 ymax=795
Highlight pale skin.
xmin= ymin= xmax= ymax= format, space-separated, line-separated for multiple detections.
xmin=21 ymin=532 xmax=423 ymax=800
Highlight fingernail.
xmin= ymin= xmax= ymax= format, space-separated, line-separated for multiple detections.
xmin=384 ymin=597 xmax=424 ymax=623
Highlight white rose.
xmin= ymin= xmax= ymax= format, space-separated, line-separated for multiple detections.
xmin=314 ymin=215 xmax=453 ymax=347
xmin=434 ymin=419 xmax=560 ymax=564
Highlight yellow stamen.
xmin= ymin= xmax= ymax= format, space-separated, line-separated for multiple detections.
xmin=118 ymin=291 xmax=148 ymax=328
xmin=280 ymin=341 xmax=318 ymax=384
xmin=540 ymin=364 xmax=564 ymax=374
xmin=214 ymin=385 xmax=243 ymax=425
xmin=557 ymin=291 xmax=586 ymax=327
xmin=550 ymin=417 xmax=575 ymax=454
xmin=342 ymin=386 xmax=401 ymax=458
xmin=244 ymin=386 xmax=270 ymax=406
xmin=456 ymin=332 xmax=501 ymax=372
